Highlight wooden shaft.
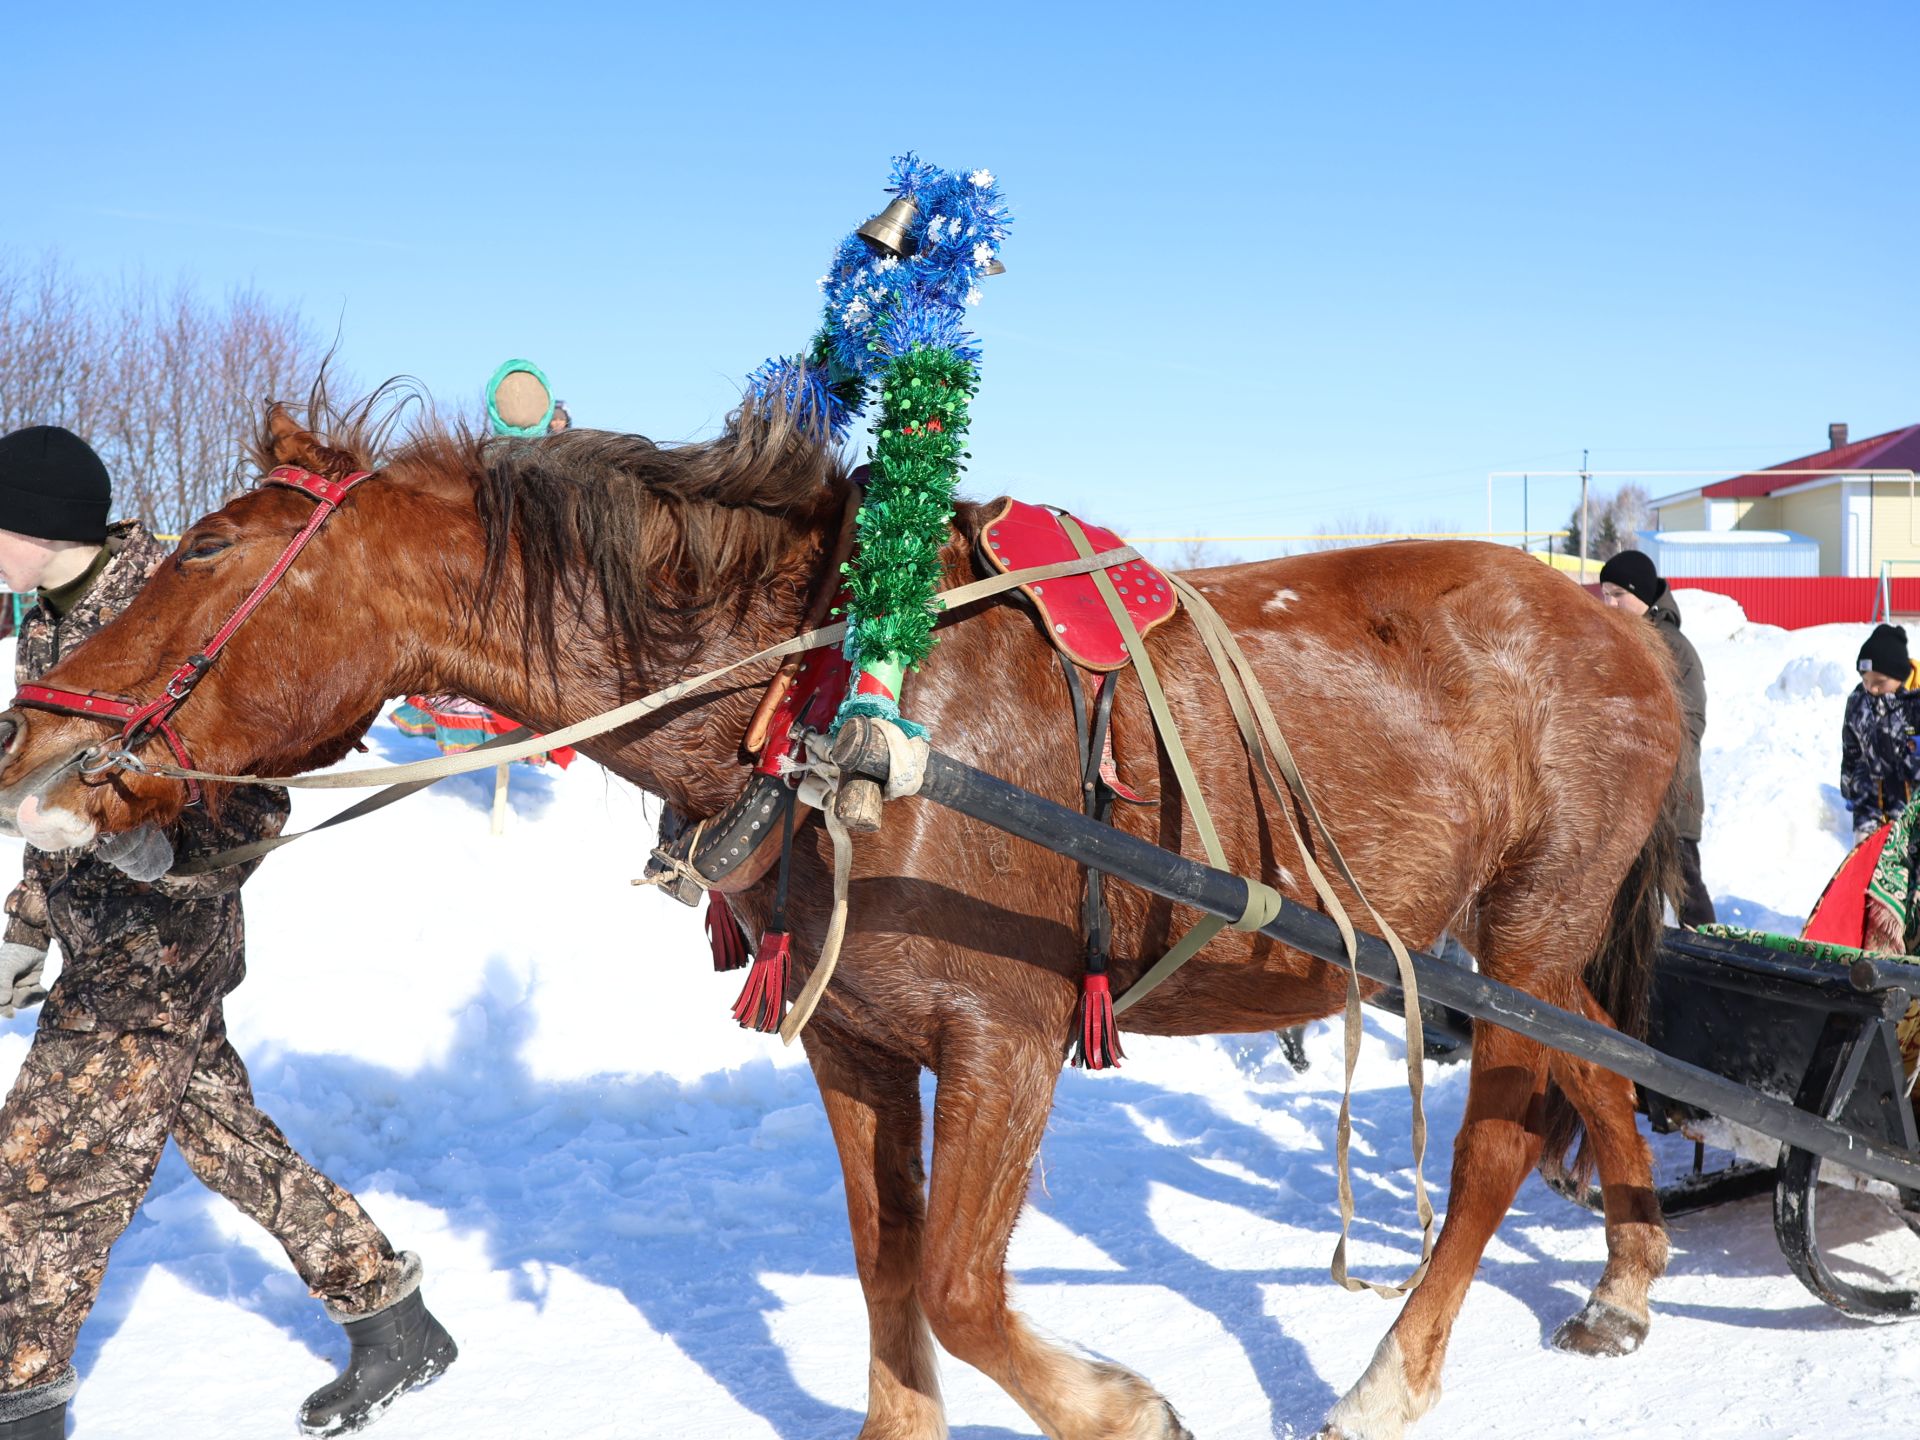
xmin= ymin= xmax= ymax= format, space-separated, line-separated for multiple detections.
xmin=879 ymin=738 xmax=1920 ymax=1193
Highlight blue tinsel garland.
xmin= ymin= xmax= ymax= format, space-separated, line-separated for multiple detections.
xmin=745 ymin=153 xmax=1010 ymax=441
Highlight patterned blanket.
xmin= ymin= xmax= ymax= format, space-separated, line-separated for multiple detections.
xmin=1801 ymin=804 xmax=1920 ymax=955
xmin=392 ymin=695 xmax=576 ymax=768
xmin=1867 ymin=803 xmax=1920 ymax=951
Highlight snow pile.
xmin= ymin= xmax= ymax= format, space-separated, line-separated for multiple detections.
xmin=1770 ymin=655 xmax=1856 ymax=701
xmin=1690 ymin=606 xmax=1862 ymax=935
xmin=0 ymin=606 xmax=1914 ymax=1440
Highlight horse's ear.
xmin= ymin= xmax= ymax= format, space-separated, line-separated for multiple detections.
xmin=263 ymin=403 xmax=343 ymax=476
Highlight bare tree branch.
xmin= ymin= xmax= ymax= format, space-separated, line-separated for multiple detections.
xmin=0 ymin=252 xmax=330 ymax=533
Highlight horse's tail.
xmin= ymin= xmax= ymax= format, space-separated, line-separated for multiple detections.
xmin=1539 ymin=765 xmax=1685 ymax=1185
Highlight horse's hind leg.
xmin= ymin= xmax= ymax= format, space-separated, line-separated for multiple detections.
xmin=919 ymin=1034 xmax=1190 ymax=1440
xmin=1542 ymin=988 xmax=1669 ymax=1357
xmin=805 ymin=1034 xmax=946 ymax=1440
xmin=1319 ymin=1022 xmax=1550 ymax=1440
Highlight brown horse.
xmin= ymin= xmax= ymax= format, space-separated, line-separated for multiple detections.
xmin=0 ymin=389 xmax=1684 ymax=1440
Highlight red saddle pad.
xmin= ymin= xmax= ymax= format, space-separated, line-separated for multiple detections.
xmin=978 ymin=499 xmax=1177 ymax=671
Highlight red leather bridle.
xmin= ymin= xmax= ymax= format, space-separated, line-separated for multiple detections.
xmin=10 ymin=464 xmax=372 ymax=804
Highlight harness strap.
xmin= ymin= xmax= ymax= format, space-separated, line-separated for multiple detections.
xmin=1056 ymin=516 xmax=1226 ymax=870
xmin=1167 ymin=571 xmax=1437 ymax=1296
xmin=1056 ymin=515 xmax=1264 ymax=1010
xmin=13 ymin=465 xmax=372 ymax=795
xmin=778 ymin=794 xmax=854 ymax=1044
xmin=746 ymin=478 xmax=864 ymax=756
xmin=1111 ymin=878 xmax=1284 ymax=1015
xmin=139 ymin=547 xmax=1141 ymax=791
xmin=1038 ymin=523 xmax=1434 ymax=1294
xmin=15 ymin=686 xmax=206 ymax=806
xmin=171 ymin=727 xmax=535 ymax=875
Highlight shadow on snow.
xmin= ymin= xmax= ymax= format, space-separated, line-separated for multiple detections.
xmin=42 ymin=980 xmax=1919 ymax=1439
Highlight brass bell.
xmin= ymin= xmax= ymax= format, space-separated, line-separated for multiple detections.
xmin=980 ymin=256 xmax=1006 ymax=277
xmin=856 ymin=196 xmax=920 ymax=258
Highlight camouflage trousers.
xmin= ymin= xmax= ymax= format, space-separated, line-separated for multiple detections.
xmin=0 ymin=1004 xmax=407 ymax=1393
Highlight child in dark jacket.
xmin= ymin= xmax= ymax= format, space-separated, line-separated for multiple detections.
xmin=1841 ymin=623 xmax=1920 ymax=841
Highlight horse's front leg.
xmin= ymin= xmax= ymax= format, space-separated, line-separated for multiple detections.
xmin=805 ymin=1030 xmax=947 ymax=1440
xmin=919 ymin=1028 xmax=1191 ymax=1440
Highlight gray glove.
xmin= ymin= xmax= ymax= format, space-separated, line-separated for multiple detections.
xmin=95 ymin=823 xmax=177 ymax=883
xmin=0 ymin=941 xmax=48 ymax=1019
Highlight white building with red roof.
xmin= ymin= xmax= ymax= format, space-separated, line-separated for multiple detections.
xmin=1652 ymin=423 xmax=1920 ymax=578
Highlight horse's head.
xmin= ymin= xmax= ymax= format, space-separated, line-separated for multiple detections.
xmin=0 ymin=399 xmax=464 ymax=847
xmin=0 ymin=377 xmax=849 ymax=848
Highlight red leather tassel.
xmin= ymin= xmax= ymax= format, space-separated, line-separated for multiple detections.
xmin=1071 ymin=972 xmax=1124 ymax=1070
xmin=705 ymin=893 xmax=751 ymax=972
xmin=731 ymin=931 xmax=791 ymax=1033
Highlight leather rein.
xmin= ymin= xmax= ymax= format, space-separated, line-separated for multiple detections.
xmin=11 ymin=464 xmax=371 ymax=805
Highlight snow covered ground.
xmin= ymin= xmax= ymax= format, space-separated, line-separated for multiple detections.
xmin=3 ymin=590 xmax=1918 ymax=1440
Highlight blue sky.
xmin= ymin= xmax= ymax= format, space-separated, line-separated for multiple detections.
xmin=6 ymin=2 xmax=1916 ymax=554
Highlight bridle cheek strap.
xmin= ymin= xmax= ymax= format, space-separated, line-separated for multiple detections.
xmin=9 ymin=465 xmax=372 ymax=804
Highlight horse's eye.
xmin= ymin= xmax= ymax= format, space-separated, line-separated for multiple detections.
xmin=183 ymin=536 xmax=232 ymax=561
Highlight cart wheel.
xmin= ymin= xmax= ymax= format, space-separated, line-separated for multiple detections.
xmin=1775 ymin=1146 xmax=1920 ymax=1320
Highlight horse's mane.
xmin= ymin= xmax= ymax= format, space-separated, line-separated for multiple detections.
xmin=248 ymin=370 xmax=849 ymax=682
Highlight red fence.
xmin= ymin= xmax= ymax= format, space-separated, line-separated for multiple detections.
xmin=1660 ymin=577 xmax=1920 ymax=630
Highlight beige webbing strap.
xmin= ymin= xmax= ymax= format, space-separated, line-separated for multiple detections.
xmin=1168 ymin=573 xmax=1435 ymax=1296
xmin=1059 ymin=518 xmax=1227 ymax=873
xmin=143 ymin=548 xmax=1139 ymax=793
xmin=1054 ymin=517 xmax=1250 ymax=1007
xmin=1113 ymin=876 xmax=1284 ymax=1015
xmin=778 ymin=802 xmax=853 ymax=1044
xmin=170 ymin=727 xmax=535 ymax=875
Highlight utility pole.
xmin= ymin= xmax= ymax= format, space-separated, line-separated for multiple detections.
xmin=1579 ymin=448 xmax=1591 ymax=584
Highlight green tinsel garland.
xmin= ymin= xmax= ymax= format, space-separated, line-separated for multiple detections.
xmin=836 ymin=345 xmax=978 ymax=735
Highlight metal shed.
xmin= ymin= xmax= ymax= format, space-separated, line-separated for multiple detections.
xmin=1636 ymin=529 xmax=1821 ymax=578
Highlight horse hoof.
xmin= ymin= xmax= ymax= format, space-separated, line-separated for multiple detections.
xmin=1551 ymin=1298 xmax=1648 ymax=1357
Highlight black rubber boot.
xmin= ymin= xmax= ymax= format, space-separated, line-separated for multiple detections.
xmin=0 ymin=1402 xmax=64 ymax=1439
xmin=0 ymin=1368 xmax=72 ymax=1440
xmin=299 ymin=1257 xmax=457 ymax=1436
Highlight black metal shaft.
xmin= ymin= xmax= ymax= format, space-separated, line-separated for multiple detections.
xmin=911 ymin=746 xmax=1920 ymax=1192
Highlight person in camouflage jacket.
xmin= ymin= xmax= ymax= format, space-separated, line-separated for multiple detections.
xmin=1842 ymin=623 xmax=1920 ymax=842
xmin=0 ymin=426 xmax=454 ymax=1438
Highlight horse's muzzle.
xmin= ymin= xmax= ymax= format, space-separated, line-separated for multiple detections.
xmin=0 ymin=711 xmax=94 ymax=839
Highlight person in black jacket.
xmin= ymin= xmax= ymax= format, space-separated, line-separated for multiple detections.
xmin=1841 ymin=623 xmax=1920 ymax=841
xmin=1598 ymin=550 xmax=1714 ymax=927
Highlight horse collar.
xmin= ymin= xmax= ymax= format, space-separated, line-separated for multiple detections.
xmin=11 ymin=464 xmax=372 ymax=803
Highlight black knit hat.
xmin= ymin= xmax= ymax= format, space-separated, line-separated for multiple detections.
xmin=1860 ymin=624 xmax=1910 ymax=681
xmin=1597 ymin=549 xmax=1665 ymax=608
xmin=0 ymin=427 xmax=111 ymax=543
